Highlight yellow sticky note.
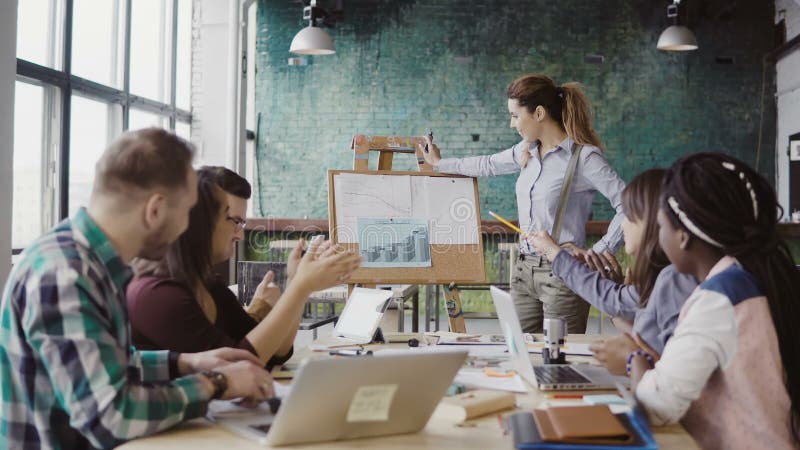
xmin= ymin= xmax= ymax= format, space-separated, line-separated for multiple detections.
xmin=346 ymin=384 xmax=398 ymax=422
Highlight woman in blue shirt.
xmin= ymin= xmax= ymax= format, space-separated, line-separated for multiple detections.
xmin=420 ymin=74 xmax=626 ymax=334
xmin=528 ymin=169 xmax=697 ymax=375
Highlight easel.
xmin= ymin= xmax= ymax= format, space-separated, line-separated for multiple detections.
xmin=347 ymin=134 xmax=467 ymax=333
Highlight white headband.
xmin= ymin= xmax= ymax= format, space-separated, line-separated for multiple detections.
xmin=721 ymin=161 xmax=758 ymax=220
xmin=667 ymin=196 xmax=724 ymax=248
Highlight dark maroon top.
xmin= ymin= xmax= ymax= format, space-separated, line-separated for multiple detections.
xmin=126 ymin=276 xmax=291 ymax=370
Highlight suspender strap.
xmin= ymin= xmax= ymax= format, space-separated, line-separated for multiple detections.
xmin=551 ymin=143 xmax=583 ymax=242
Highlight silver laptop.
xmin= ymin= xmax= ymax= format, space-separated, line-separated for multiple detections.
xmin=490 ymin=286 xmax=628 ymax=391
xmin=212 ymin=350 xmax=468 ymax=446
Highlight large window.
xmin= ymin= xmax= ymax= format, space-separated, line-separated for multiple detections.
xmin=14 ymin=0 xmax=193 ymax=251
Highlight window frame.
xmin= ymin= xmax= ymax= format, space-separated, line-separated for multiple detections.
xmin=14 ymin=0 xmax=192 ymax=253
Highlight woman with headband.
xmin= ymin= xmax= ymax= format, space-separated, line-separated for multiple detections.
xmin=629 ymin=153 xmax=799 ymax=449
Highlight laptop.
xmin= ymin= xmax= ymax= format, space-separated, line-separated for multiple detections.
xmin=490 ymin=286 xmax=628 ymax=391
xmin=211 ymin=350 xmax=468 ymax=446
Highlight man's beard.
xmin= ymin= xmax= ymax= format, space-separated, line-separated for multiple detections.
xmin=139 ymin=224 xmax=175 ymax=260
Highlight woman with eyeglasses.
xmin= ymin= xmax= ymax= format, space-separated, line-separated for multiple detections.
xmin=125 ymin=166 xmax=361 ymax=368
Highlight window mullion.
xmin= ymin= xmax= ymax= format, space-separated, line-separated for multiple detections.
xmin=122 ymin=0 xmax=132 ymax=130
xmin=57 ymin=0 xmax=74 ymax=220
xmin=169 ymin=0 xmax=179 ymax=130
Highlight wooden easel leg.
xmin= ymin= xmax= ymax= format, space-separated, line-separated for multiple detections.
xmin=378 ymin=151 xmax=394 ymax=171
xmin=441 ymin=283 xmax=466 ymax=333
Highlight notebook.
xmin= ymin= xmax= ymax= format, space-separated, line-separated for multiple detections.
xmin=490 ymin=286 xmax=628 ymax=391
xmin=506 ymin=383 xmax=658 ymax=450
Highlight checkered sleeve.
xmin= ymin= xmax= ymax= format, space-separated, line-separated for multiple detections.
xmin=130 ymin=350 xmax=173 ymax=382
xmin=22 ymin=267 xmax=211 ymax=448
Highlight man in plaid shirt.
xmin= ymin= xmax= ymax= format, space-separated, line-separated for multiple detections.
xmin=0 ymin=129 xmax=275 ymax=449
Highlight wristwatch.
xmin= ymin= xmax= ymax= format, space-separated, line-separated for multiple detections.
xmin=201 ymin=370 xmax=228 ymax=399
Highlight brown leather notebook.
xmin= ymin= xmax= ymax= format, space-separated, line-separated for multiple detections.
xmin=533 ymin=405 xmax=633 ymax=445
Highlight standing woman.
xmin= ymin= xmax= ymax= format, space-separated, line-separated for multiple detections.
xmin=420 ymin=74 xmax=626 ymax=333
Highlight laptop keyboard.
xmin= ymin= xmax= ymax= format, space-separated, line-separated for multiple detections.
xmin=534 ymin=365 xmax=592 ymax=385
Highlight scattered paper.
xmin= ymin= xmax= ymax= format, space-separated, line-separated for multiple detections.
xmin=454 ymin=369 xmax=528 ymax=393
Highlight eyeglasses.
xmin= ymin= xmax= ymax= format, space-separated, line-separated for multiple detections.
xmin=226 ymin=215 xmax=247 ymax=231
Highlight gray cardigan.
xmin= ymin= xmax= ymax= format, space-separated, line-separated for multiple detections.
xmin=551 ymin=251 xmax=698 ymax=354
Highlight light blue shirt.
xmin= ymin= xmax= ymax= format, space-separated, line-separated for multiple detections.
xmin=551 ymin=252 xmax=698 ymax=354
xmin=436 ymin=136 xmax=626 ymax=254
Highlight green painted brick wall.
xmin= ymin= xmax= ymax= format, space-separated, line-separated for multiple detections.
xmin=254 ymin=0 xmax=776 ymax=221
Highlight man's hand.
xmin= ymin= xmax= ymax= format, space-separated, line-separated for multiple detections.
xmin=199 ymin=361 xmax=275 ymax=401
xmin=589 ymin=333 xmax=640 ymax=376
xmin=218 ymin=361 xmax=274 ymax=400
xmin=177 ymin=347 xmax=262 ymax=375
xmin=252 ymin=270 xmax=281 ymax=309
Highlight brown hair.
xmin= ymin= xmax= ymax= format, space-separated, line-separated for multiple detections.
xmin=133 ymin=166 xmax=251 ymax=292
xmin=94 ymin=127 xmax=195 ymax=196
xmin=201 ymin=166 xmax=251 ymax=199
xmin=621 ymin=168 xmax=669 ymax=306
xmin=507 ymin=74 xmax=603 ymax=167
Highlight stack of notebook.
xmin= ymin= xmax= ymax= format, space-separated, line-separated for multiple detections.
xmin=506 ymin=404 xmax=658 ymax=450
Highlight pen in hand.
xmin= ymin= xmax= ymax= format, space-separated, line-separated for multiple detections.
xmin=424 ymin=129 xmax=433 ymax=153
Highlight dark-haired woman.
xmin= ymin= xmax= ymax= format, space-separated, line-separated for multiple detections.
xmin=528 ymin=169 xmax=697 ymax=375
xmin=420 ymin=74 xmax=626 ymax=334
xmin=629 ymin=153 xmax=799 ymax=449
xmin=126 ymin=167 xmax=361 ymax=368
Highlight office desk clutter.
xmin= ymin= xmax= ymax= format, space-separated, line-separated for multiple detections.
xmin=116 ymin=331 xmax=698 ymax=450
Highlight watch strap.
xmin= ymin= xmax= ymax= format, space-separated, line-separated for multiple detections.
xmin=201 ymin=370 xmax=228 ymax=399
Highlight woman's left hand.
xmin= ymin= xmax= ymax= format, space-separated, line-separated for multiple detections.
xmin=589 ymin=333 xmax=640 ymax=376
xmin=526 ymin=231 xmax=561 ymax=262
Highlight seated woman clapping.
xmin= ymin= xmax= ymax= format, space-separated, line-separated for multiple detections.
xmin=126 ymin=166 xmax=361 ymax=368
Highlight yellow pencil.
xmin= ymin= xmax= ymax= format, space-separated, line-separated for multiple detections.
xmin=488 ymin=211 xmax=524 ymax=234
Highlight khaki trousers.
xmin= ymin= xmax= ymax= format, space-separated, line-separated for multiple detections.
xmin=510 ymin=254 xmax=590 ymax=334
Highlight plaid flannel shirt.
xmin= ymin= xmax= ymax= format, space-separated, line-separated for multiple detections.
xmin=0 ymin=208 xmax=210 ymax=449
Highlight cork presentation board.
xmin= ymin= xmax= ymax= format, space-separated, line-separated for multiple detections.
xmin=328 ymin=170 xmax=486 ymax=284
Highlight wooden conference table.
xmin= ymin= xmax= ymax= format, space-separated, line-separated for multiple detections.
xmin=118 ymin=334 xmax=698 ymax=450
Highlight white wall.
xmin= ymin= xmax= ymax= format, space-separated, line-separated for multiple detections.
xmin=191 ymin=0 xmax=239 ymax=169
xmin=0 ymin=1 xmax=18 ymax=285
xmin=775 ymin=0 xmax=800 ymax=212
